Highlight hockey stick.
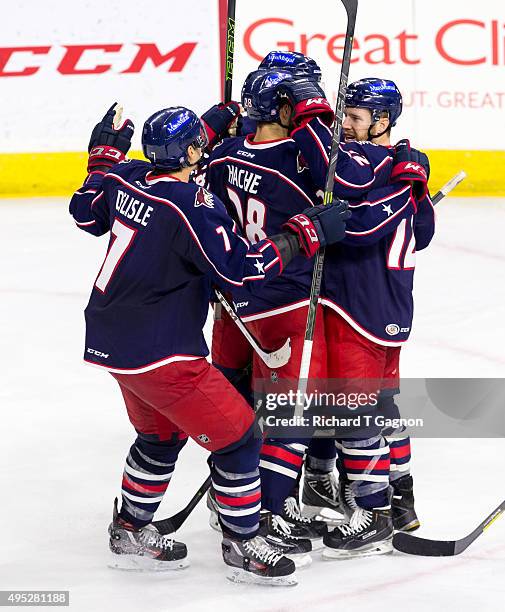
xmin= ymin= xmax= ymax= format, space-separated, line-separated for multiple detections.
xmin=153 ymin=475 xmax=212 ymax=535
xmin=393 ymin=499 xmax=505 ymax=556
xmin=431 ymin=170 xmax=466 ymax=205
xmin=294 ymin=0 xmax=358 ymax=418
xmin=214 ymin=288 xmax=291 ymax=368
xmin=223 ymin=0 xmax=236 ymax=104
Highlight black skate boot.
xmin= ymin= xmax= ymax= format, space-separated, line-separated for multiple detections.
xmin=302 ymin=469 xmax=342 ymax=521
xmin=259 ymin=512 xmax=313 ymax=568
xmin=222 ymin=534 xmax=297 ymax=586
xmin=108 ymin=498 xmax=189 ymax=571
xmin=281 ymin=496 xmax=328 ymax=550
xmin=392 ymin=475 xmax=420 ymax=532
xmin=322 ymin=506 xmax=394 ymax=559
xmin=338 ymin=476 xmax=358 ymax=519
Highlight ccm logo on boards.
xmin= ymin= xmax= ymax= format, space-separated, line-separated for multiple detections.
xmin=0 ymin=43 xmax=196 ymax=77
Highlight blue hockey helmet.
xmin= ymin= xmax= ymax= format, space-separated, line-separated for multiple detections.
xmin=142 ymin=106 xmax=208 ymax=169
xmin=345 ymin=78 xmax=403 ymax=127
xmin=259 ymin=51 xmax=322 ymax=83
xmin=241 ymin=68 xmax=294 ymax=122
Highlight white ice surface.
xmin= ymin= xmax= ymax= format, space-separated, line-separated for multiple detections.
xmin=1 ymin=197 xmax=504 ymax=611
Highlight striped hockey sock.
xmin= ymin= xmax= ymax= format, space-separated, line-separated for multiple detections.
xmin=259 ymin=439 xmax=308 ymax=514
xmin=386 ymin=434 xmax=411 ymax=482
xmin=336 ymin=436 xmax=391 ymax=510
xmin=119 ymin=435 xmax=185 ymax=528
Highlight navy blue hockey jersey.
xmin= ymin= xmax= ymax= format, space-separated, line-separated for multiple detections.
xmin=69 ymin=160 xmax=283 ymax=372
xmin=294 ymin=118 xmax=436 ymax=344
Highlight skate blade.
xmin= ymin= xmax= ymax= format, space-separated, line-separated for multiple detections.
xmin=108 ymin=553 xmax=190 ymax=572
xmin=226 ymin=566 xmax=298 ymax=587
xmin=286 ymin=552 xmax=312 ymax=569
xmin=322 ymin=540 xmax=393 ymax=560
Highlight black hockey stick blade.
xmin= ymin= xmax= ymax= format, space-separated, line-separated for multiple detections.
xmin=393 ymin=499 xmax=505 ymax=556
xmin=153 ymin=475 xmax=212 ymax=535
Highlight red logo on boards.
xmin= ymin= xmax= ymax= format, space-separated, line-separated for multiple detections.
xmin=0 ymin=43 xmax=196 ymax=77
xmin=243 ymin=18 xmax=505 ymax=66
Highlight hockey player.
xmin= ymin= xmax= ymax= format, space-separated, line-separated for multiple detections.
xmin=205 ymin=68 xmax=420 ymax=555
xmin=289 ymin=78 xmax=434 ymax=557
xmin=69 ymin=103 xmax=349 ymax=585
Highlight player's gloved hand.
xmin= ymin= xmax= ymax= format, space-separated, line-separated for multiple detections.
xmin=201 ymin=101 xmax=241 ymax=148
xmin=390 ymin=139 xmax=430 ymax=201
xmin=283 ymin=199 xmax=351 ymax=257
xmin=87 ymin=103 xmax=134 ymax=173
xmin=278 ymin=78 xmax=334 ymax=128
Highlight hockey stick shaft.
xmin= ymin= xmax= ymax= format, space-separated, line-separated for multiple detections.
xmin=153 ymin=476 xmax=211 ymax=535
xmin=294 ymin=0 xmax=358 ymax=417
xmin=223 ymin=0 xmax=236 ymax=103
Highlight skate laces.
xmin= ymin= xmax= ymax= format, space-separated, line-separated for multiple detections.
xmin=337 ymin=508 xmax=372 ymax=536
xmin=344 ymin=483 xmax=358 ymax=509
xmin=244 ymin=536 xmax=283 ymax=566
xmin=321 ymin=473 xmax=338 ymax=498
xmin=138 ymin=525 xmax=175 ymax=551
xmin=271 ymin=514 xmax=294 ymax=536
xmin=284 ymin=497 xmax=311 ymax=524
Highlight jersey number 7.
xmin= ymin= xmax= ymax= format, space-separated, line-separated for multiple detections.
xmin=95 ymin=219 xmax=137 ymax=293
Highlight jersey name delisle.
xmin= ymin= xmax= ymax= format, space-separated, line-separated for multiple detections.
xmin=115 ymin=189 xmax=153 ymax=226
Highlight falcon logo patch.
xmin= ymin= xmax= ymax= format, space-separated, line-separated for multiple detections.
xmin=194 ymin=187 xmax=214 ymax=209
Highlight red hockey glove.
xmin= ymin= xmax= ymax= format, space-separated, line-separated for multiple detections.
xmin=87 ymin=103 xmax=134 ymax=173
xmin=201 ymin=101 xmax=241 ymax=148
xmin=390 ymin=139 xmax=430 ymax=202
xmin=283 ymin=199 xmax=350 ymax=258
xmin=278 ymin=78 xmax=334 ymax=128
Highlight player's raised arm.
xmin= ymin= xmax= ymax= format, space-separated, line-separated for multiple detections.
xmin=69 ymin=103 xmax=134 ymax=236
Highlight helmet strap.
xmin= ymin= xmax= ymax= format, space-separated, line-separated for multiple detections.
xmin=367 ymin=110 xmax=391 ymax=141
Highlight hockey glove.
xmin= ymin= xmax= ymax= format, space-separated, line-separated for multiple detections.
xmin=283 ymin=199 xmax=350 ymax=258
xmin=201 ymin=101 xmax=241 ymax=148
xmin=278 ymin=78 xmax=334 ymax=128
xmin=87 ymin=103 xmax=134 ymax=173
xmin=390 ymin=139 xmax=430 ymax=201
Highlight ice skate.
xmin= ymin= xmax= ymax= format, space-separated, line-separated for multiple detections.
xmin=259 ymin=512 xmax=313 ymax=568
xmin=392 ymin=474 xmax=420 ymax=532
xmin=222 ymin=534 xmax=297 ymax=586
xmin=302 ymin=469 xmax=344 ymax=523
xmin=323 ymin=506 xmax=394 ymax=559
xmin=108 ymin=499 xmax=189 ymax=571
xmin=281 ymin=496 xmax=328 ymax=550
